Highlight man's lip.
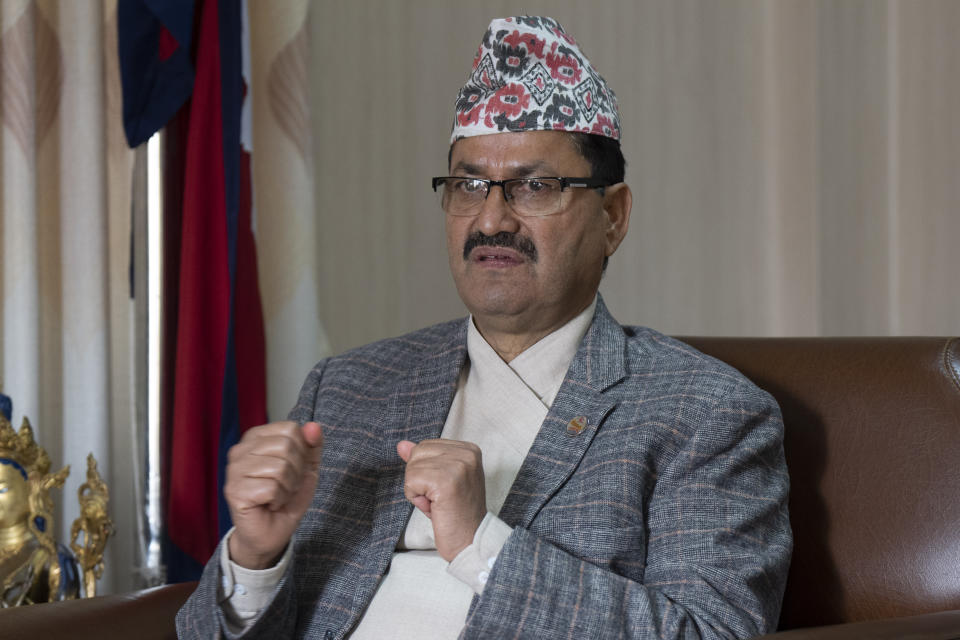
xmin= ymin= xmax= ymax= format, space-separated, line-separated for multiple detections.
xmin=470 ymin=247 xmax=526 ymax=264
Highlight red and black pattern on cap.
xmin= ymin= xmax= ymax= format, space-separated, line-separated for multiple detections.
xmin=451 ymin=16 xmax=621 ymax=143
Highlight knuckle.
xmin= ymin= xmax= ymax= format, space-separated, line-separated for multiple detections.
xmin=282 ymin=436 xmax=301 ymax=459
xmin=450 ymin=455 xmax=471 ymax=471
xmin=227 ymin=442 xmax=246 ymax=463
xmin=285 ymin=465 xmax=303 ymax=490
xmin=252 ymin=482 xmax=285 ymax=507
xmin=243 ymin=423 xmax=270 ymax=441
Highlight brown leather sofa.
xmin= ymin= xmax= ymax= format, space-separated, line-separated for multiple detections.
xmin=2 ymin=337 xmax=958 ymax=639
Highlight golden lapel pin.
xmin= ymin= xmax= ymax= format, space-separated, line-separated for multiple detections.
xmin=567 ymin=415 xmax=588 ymax=435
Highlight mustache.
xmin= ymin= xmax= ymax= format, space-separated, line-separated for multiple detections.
xmin=462 ymin=231 xmax=538 ymax=262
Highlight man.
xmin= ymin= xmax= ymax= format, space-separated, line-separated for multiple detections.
xmin=177 ymin=16 xmax=790 ymax=639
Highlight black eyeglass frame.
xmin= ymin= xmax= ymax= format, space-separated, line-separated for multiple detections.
xmin=430 ymin=176 xmax=612 ymax=216
xmin=432 ymin=176 xmax=610 ymax=195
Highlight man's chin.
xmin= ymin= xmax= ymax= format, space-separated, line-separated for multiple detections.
xmin=459 ymin=288 xmax=533 ymax=322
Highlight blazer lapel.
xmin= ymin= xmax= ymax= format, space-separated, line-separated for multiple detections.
xmin=499 ymin=296 xmax=627 ymax=528
xmin=366 ymin=321 xmax=469 ymax=575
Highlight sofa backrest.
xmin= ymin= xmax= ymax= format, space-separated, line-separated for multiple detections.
xmin=681 ymin=337 xmax=960 ymax=630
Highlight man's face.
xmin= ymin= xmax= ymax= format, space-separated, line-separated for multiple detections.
xmin=445 ymin=130 xmax=630 ymax=337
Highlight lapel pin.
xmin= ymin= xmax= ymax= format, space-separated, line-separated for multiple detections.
xmin=567 ymin=415 xmax=588 ymax=435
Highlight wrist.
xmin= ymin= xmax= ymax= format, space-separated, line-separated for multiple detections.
xmin=440 ymin=540 xmax=471 ymax=563
xmin=439 ymin=509 xmax=487 ymax=562
xmin=228 ymin=533 xmax=286 ymax=570
xmin=446 ymin=513 xmax=513 ymax=594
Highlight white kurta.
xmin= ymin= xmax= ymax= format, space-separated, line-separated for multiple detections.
xmin=221 ymin=299 xmax=597 ymax=638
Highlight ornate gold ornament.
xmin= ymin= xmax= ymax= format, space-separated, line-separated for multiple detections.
xmin=70 ymin=454 xmax=114 ymax=598
xmin=0 ymin=410 xmax=113 ymax=606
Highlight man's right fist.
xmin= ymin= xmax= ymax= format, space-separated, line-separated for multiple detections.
xmin=224 ymin=421 xmax=324 ymax=569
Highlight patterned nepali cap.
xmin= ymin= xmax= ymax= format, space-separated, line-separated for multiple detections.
xmin=451 ymin=16 xmax=621 ymax=143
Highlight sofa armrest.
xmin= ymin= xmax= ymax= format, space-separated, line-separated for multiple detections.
xmin=756 ymin=609 xmax=960 ymax=639
xmin=0 ymin=581 xmax=197 ymax=640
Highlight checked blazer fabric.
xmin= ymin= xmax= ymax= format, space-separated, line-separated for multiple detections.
xmin=176 ymin=297 xmax=791 ymax=639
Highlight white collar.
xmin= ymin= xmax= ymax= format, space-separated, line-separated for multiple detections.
xmin=467 ymin=296 xmax=597 ymax=408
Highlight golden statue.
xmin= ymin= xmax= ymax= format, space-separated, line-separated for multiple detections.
xmin=70 ymin=454 xmax=114 ymax=598
xmin=0 ymin=410 xmax=113 ymax=606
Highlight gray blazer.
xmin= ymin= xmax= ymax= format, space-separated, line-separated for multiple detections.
xmin=176 ymin=297 xmax=791 ymax=639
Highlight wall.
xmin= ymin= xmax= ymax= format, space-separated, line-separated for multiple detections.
xmin=302 ymin=0 xmax=959 ymax=361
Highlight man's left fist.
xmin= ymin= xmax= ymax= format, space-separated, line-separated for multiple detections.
xmin=396 ymin=438 xmax=486 ymax=562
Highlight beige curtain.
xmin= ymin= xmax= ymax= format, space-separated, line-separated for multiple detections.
xmin=0 ymin=0 xmax=135 ymax=593
xmin=247 ymin=0 xmax=328 ymax=421
xmin=305 ymin=0 xmax=960 ymax=356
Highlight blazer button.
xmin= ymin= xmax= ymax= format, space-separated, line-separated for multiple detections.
xmin=324 ymin=631 xmax=334 ymax=640
xmin=567 ymin=415 xmax=588 ymax=435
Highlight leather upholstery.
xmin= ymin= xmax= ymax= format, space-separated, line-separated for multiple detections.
xmin=756 ymin=609 xmax=960 ymax=639
xmin=0 ymin=581 xmax=195 ymax=639
xmin=1 ymin=337 xmax=957 ymax=639
xmin=681 ymin=337 xmax=960 ymax=629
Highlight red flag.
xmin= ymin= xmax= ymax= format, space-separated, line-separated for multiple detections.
xmin=119 ymin=0 xmax=267 ymax=580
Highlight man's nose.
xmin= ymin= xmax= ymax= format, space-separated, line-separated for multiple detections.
xmin=475 ymin=185 xmax=521 ymax=236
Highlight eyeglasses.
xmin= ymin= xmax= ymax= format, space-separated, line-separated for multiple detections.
xmin=431 ymin=176 xmax=611 ymax=217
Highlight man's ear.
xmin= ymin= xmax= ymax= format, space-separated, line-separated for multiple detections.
xmin=601 ymin=183 xmax=632 ymax=257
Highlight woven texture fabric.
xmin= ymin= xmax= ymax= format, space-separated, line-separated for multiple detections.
xmin=176 ymin=297 xmax=791 ymax=639
xmin=451 ymin=16 xmax=621 ymax=143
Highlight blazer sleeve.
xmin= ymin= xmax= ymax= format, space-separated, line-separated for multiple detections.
xmin=175 ymin=359 xmax=330 ymax=639
xmin=460 ymin=384 xmax=792 ymax=639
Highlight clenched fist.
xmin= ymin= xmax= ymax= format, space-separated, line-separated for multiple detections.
xmin=224 ymin=421 xmax=324 ymax=569
xmin=396 ymin=439 xmax=486 ymax=562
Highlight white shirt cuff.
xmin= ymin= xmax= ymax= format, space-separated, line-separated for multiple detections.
xmin=218 ymin=527 xmax=292 ymax=632
xmin=446 ymin=512 xmax=513 ymax=594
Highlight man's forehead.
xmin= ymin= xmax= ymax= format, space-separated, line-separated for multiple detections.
xmin=448 ymin=131 xmax=585 ymax=173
